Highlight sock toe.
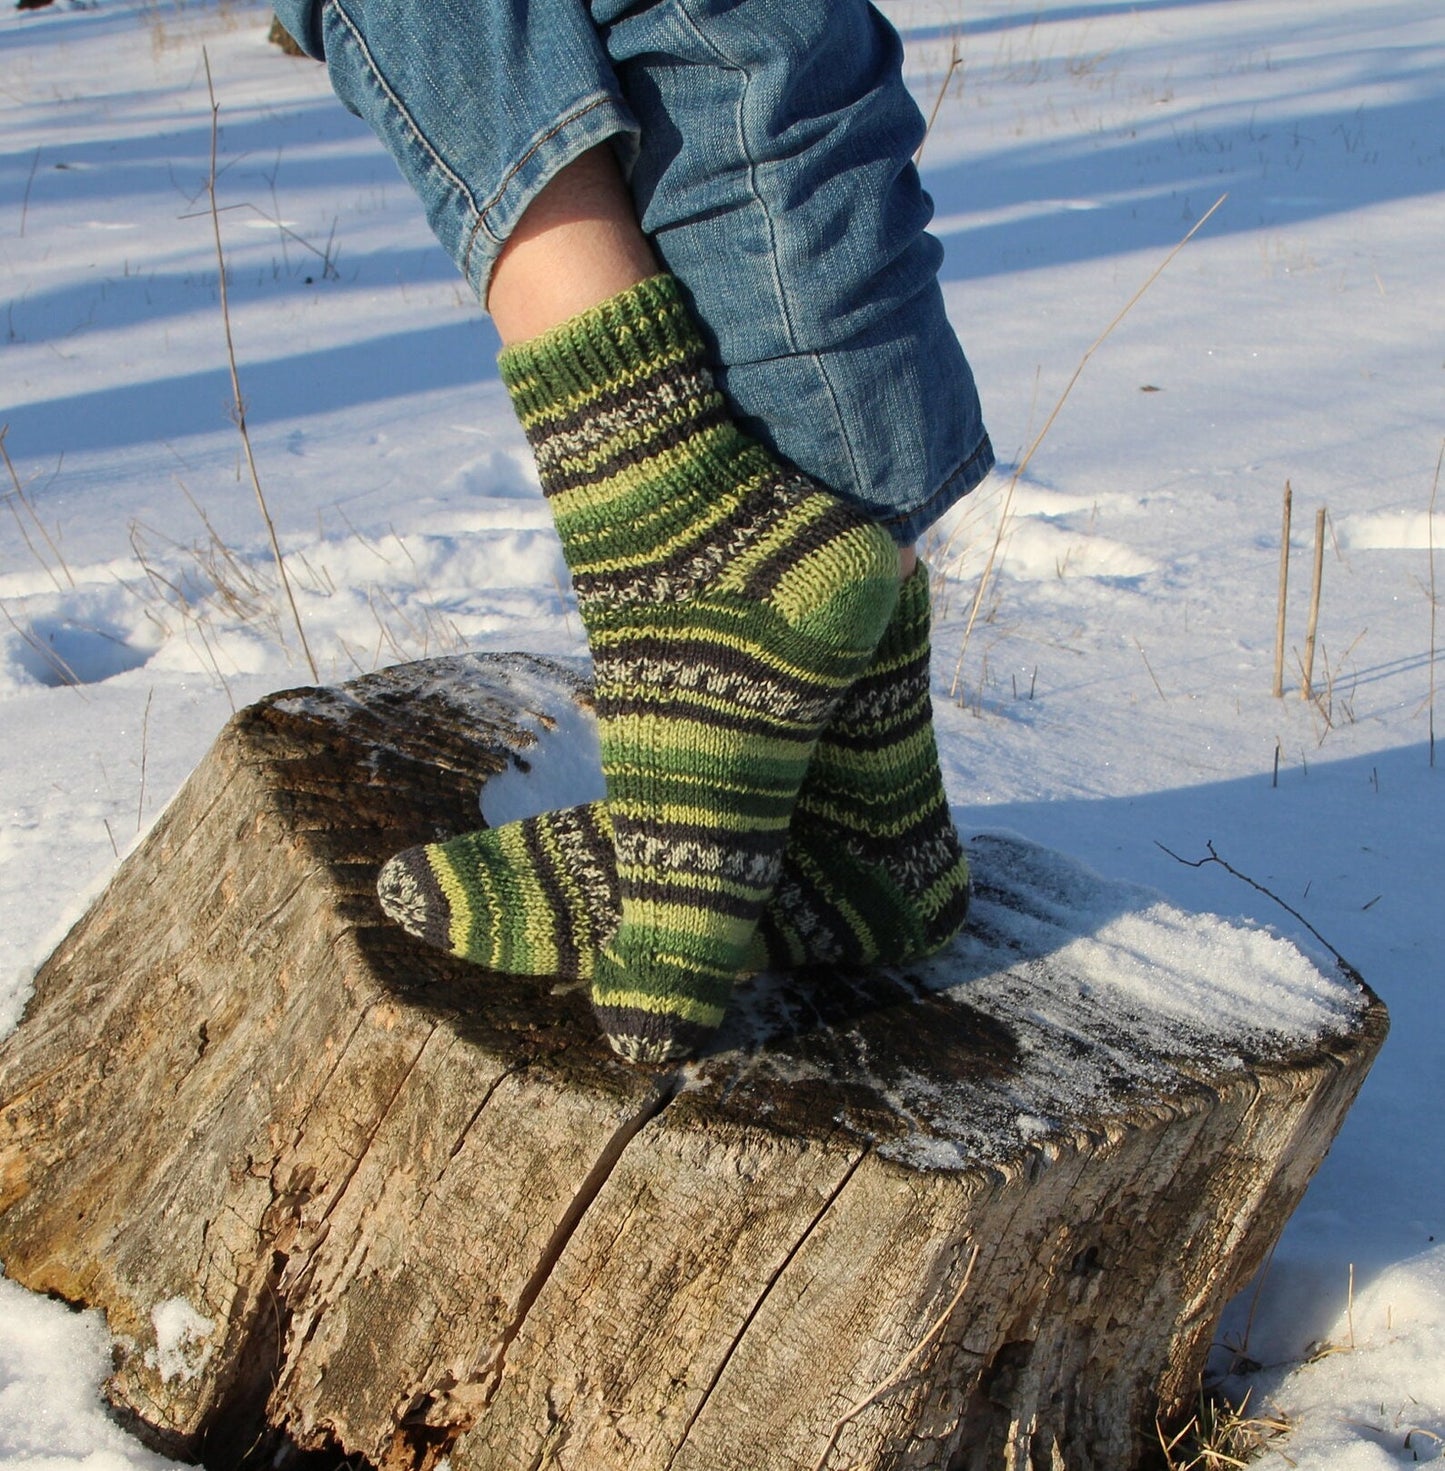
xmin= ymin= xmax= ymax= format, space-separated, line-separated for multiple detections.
xmin=376 ymin=847 xmax=454 ymax=950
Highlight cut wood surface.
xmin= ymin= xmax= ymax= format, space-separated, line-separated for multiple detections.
xmin=0 ymin=653 xmax=1387 ymax=1471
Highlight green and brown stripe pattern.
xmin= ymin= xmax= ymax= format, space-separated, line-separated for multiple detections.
xmin=493 ymin=275 xmax=900 ymax=1061
xmin=377 ymin=565 xmax=970 ymax=983
xmin=753 ymin=563 xmax=971 ymax=966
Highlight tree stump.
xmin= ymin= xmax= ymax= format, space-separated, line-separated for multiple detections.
xmin=0 ymin=654 xmax=1385 ymax=1471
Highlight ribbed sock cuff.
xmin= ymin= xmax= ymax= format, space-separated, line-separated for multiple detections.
xmin=497 ymin=274 xmax=704 ymax=418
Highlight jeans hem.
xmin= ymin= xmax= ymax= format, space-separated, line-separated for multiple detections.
xmin=466 ymin=96 xmax=640 ymax=299
xmin=880 ymin=432 xmax=996 ymax=547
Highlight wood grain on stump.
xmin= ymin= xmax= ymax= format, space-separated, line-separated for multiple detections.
xmin=0 ymin=653 xmax=1386 ymax=1471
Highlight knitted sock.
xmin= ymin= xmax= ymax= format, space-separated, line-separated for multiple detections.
xmin=484 ymin=275 xmax=899 ymax=1062
xmin=378 ymin=565 xmax=970 ymax=978
xmin=755 ymin=563 xmax=971 ymax=968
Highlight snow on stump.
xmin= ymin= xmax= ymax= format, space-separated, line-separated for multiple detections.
xmin=0 ymin=653 xmax=1386 ymax=1471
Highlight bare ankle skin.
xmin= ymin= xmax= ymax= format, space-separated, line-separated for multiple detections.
xmin=487 ymin=146 xmax=657 ymax=346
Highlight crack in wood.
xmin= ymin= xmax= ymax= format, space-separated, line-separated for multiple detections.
xmin=244 ymin=1017 xmax=447 ymax=1446
xmin=383 ymin=1069 xmax=685 ymax=1468
xmin=663 ymin=1143 xmax=872 ymax=1469
xmin=274 ymin=990 xmax=420 ymax=1175
xmin=442 ymin=1058 xmax=533 ymax=1170
xmin=243 ymin=872 xmax=312 ymax=943
xmin=477 ymin=1070 xmax=686 ymax=1408
xmin=336 ymin=1018 xmax=442 ymax=1199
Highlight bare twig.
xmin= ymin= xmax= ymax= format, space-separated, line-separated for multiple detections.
xmin=202 ymin=51 xmax=318 ymax=681
xmin=951 ymin=194 xmax=1228 ymax=697
xmin=812 ymin=1244 xmax=981 ymax=1471
xmin=177 ymin=198 xmax=341 ymax=279
xmin=1155 ymin=839 xmax=1362 ymax=984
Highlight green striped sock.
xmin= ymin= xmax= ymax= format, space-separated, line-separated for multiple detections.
xmin=494 ymin=275 xmax=899 ymax=1062
xmin=378 ymin=566 xmax=970 ymax=980
xmin=755 ymin=563 xmax=971 ymax=967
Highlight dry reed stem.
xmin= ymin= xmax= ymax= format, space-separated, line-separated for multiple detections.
xmin=120 ymin=525 xmax=244 ymax=705
xmin=1300 ymin=507 xmax=1326 ymax=701
xmin=1305 ymin=627 xmax=1365 ymax=739
xmin=811 ymin=1243 xmax=981 ymax=1471
xmin=1235 ymin=1236 xmax=1279 ymax=1371
xmin=187 ymin=616 xmax=236 ymax=711
xmin=202 ymin=50 xmax=318 ymax=681
xmin=950 ymin=194 xmax=1228 ymax=699
xmin=335 ymin=634 xmax=368 ymax=677
xmin=1273 ymin=481 xmax=1292 ymax=697
xmin=389 ymin=523 xmax=420 ymax=572
xmin=1157 ymin=1388 xmax=1293 ymax=1471
xmin=19 ymin=147 xmax=42 ymax=238
xmin=136 ymin=686 xmax=153 ymax=833
xmin=1136 ymin=637 xmax=1167 ymax=701
xmin=334 ymin=503 xmax=390 ymax=563
xmin=0 ymin=600 xmax=87 ymax=694
xmin=915 ymin=36 xmax=963 ymax=167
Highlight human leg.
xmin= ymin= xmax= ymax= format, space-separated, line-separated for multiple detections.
xmin=273 ymin=2 xmax=912 ymax=1056
xmin=486 ymin=146 xmax=658 ymax=345
xmin=595 ymin=0 xmax=993 ymax=541
xmin=589 ymin=0 xmax=979 ymax=967
xmin=477 ymin=148 xmax=907 ymax=1056
xmin=499 ymin=271 xmax=901 ymax=1060
xmin=279 ymin=0 xmax=982 ymax=1057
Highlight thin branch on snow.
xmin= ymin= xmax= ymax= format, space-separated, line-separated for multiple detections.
xmin=1155 ymin=839 xmax=1364 ymax=985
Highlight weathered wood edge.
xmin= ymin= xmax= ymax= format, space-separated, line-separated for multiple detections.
xmin=0 ymin=654 xmax=1389 ymax=1471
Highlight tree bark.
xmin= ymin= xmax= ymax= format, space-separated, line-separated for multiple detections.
xmin=0 ymin=653 xmax=1387 ymax=1471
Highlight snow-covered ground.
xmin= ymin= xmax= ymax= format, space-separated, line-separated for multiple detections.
xmin=1 ymin=0 xmax=1441 ymax=1464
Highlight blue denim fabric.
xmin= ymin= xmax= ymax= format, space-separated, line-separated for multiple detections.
xmin=271 ymin=0 xmax=993 ymax=543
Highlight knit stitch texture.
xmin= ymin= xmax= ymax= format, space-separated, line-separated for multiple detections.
xmin=498 ymin=275 xmax=899 ymax=1060
xmin=379 ymin=565 xmax=970 ymax=979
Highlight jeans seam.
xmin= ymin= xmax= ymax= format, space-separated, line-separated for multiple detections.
xmin=667 ymin=0 xmax=794 ymax=348
xmin=325 ymin=0 xmax=481 ymax=222
xmin=667 ymin=0 xmax=868 ymax=501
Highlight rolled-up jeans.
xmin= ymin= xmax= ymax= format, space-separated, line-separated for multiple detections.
xmin=272 ymin=0 xmax=993 ymax=544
